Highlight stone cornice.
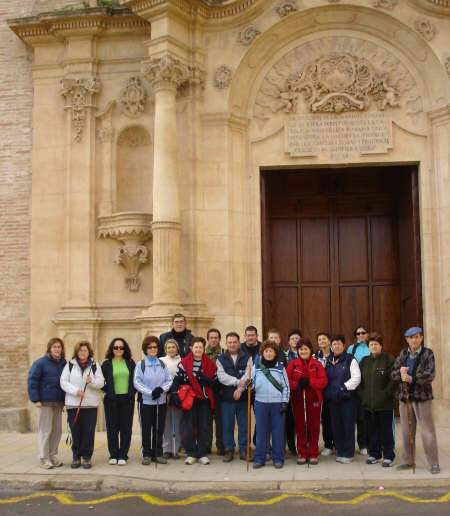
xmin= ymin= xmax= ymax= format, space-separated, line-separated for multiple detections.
xmin=8 ymin=6 xmax=151 ymax=45
xmin=428 ymin=104 xmax=450 ymax=123
xmin=409 ymin=0 xmax=450 ymax=16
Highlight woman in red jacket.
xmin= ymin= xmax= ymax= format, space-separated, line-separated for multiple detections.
xmin=287 ymin=338 xmax=328 ymax=465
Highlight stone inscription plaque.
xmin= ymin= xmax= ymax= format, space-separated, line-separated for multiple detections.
xmin=285 ymin=112 xmax=392 ymax=160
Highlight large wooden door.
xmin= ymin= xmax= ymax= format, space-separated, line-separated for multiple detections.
xmin=262 ymin=167 xmax=422 ymax=356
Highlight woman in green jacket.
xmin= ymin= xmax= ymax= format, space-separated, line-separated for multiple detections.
xmin=358 ymin=332 xmax=396 ymax=467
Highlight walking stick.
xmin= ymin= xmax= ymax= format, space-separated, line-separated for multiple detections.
xmin=246 ymin=362 xmax=252 ymax=472
xmin=172 ymin=406 xmax=176 ymax=457
xmin=403 ymin=382 xmax=415 ymax=473
xmin=66 ymin=362 xmax=93 ymax=447
xmin=303 ymin=387 xmax=309 ymax=468
xmin=155 ymin=402 xmax=159 ymax=470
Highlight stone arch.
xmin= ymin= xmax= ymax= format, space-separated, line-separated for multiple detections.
xmin=115 ymin=124 xmax=153 ymax=213
xmin=229 ymin=4 xmax=448 ymax=117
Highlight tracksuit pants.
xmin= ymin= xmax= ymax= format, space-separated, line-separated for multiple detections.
xmin=139 ymin=402 xmax=167 ymax=458
xmin=103 ymin=395 xmax=134 ymax=460
xmin=329 ymin=398 xmax=357 ymax=458
xmin=285 ymin=402 xmax=297 ymax=453
xmin=67 ymin=407 xmax=98 ymax=460
xmin=181 ymin=399 xmax=211 ymax=459
xmin=163 ymin=406 xmax=183 ymax=455
xmin=292 ymin=396 xmax=322 ymax=459
xmin=321 ymin=399 xmax=334 ymax=450
xmin=254 ymin=401 xmax=285 ymax=465
xmin=364 ymin=409 xmax=395 ymax=461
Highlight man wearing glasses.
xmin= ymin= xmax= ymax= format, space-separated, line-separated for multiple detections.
xmin=159 ymin=314 xmax=194 ymax=358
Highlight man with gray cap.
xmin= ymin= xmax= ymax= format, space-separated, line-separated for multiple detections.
xmin=391 ymin=327 xmax=440 ymax=474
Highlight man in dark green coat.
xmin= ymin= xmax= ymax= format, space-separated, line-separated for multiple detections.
xmin=358 ymin=332 xmax=396 ymax=467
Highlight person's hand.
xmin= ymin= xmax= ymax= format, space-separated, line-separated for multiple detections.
xmin=77 ymin=390 xmax=85 ymax=398
xmin=402 ymin=374 xmax=413 ymax=384
xmin=239 ymin=377 xmax=247 ymax=389
xmin=196 ymin=372 xmax=213 ymax=386
xmin=85 ymin=376 xmax=92 ymax=385
xmin=35 ymin=402 xmax=42 ymax=408
xmin=280 ymin=402 xmax=288 ymax=414
xmin=298 ymin=378 xmax=309 ymax=389
xmin=152 ymin=387 xmax=163 ymax=400
xmin=233 ymin=388 xmax=242 ymax=401
xmin=400 ymin=366 xmax=409 ymax=376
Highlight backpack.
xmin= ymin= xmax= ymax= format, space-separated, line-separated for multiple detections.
xmin=68 ymin=361 xmax=97 ymax=375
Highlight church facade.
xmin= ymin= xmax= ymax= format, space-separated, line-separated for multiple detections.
xmin=1 ymin=0 xmax=449 ymax=429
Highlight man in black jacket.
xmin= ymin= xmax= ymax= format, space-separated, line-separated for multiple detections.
xmin=159 ymin=313 xmax=194 ymax=357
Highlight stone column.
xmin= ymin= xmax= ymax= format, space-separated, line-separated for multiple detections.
xmin=142 ymin=55 xmax=189 ymax=312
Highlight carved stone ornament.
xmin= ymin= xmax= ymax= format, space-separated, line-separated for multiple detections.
xmin=141 ymin=55 xmax=190 ymax=91
xmin=98 ymin=212 xmax=152 ymax=292
xmin=414 ymin=18 xmax=437 ymax=41
xmin=117 ymin=126 xmax=151 ymax=147
xmin=372 ymin=0 xmax=398 ymax=8
xmin=214 ymin=66 xmax=232 ymax=89
xmin=279 ymin=54 xmax=400 ymax=114
xmin=446 ymin=58 xmax=450 ymax=77
xmin=96 ymin=127 xmax=114 ymax=143
xmin=238 ymin=26 xmax=261 ymax=45
xmin=119 ymin=76 xmax=147 ymax=118
xmin=276 ymin=1 xmax=298 ymax=17
xmin=61 ymin=77 xmax=101 ymax=143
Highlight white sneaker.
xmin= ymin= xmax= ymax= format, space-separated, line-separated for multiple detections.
xmin=185 ymin=456 xmax=197 ymax=465
xmin=336 ymin=456 xmax=353 ymax=464
xmin=117 ymin=459 xmax=127 ymax=466
xmin=39 ymin=460 xmax=53 ymax=469
xmin=321 ymin=448 xmax=333 ymax=456
xmin=199 ymin=456 xmax=210 ymax=465
xmin=359 ymin=448 xmax=368 ymax=456
xmin=108 ymin=458 xmax=118 ymax=465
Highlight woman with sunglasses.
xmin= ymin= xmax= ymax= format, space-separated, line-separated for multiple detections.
xmin=101 ymin=338 xmax=136 ymax=465
xmin=134 ymin=336 xmax=173 ymax=465
xmin=347 ymin=326 xmax=371 ymax=456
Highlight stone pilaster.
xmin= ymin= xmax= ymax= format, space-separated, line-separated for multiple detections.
xmin=142 ymin=54 xmax=190 ymax=312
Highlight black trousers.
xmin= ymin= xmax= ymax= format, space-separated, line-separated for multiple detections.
xmin=181 ymin=399 xmax=211 ymax=458
xmin=285 ymin=401 xmax=296 ymax=453
xmin=356 ymin=397 xmax=369 ymax=449
xmin=329 ymin=398 xmax=357 ymax=458
xmin=67 ymin=407 xmax=98 ymax=460
xmin=321 ymin=399 xmax=334 ymax=449
xmin=364 ymin=409 xmax=395 ymax=461
xmin=139 ymin=403 xmax=167 ymax=458
xmin=104 ymin=395 xmax=134 ymax=460
xmin=207 ymin=400 xmax=224 ymax=453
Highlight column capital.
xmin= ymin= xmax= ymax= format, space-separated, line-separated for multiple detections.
xmin=141 ymin=54 xmax=190 ymax=92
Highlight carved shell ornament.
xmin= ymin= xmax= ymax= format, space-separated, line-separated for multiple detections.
xmin=119 ymin=76 xmax=147 ymax=118
xmin=281 ymin=54 xmax=400 ymax=114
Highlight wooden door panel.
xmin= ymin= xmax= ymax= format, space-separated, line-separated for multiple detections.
xmin=371 ymin=216 xmax=399 ymax=282
xmin=300 ymin=218 xmax=331 ymax=282
xmin=338 ymin=217 xmax=369 ymax=282
xmin=339 ymin=286 xmax=370 ymax=343
xmin=270 ymin=218 xmax=297 ymax=282
xmin=372 ymin=285 xmax=402 ymax=355
xmin=301 ymin=287 xmax=332 ymax=339
xmin=272 ymin=287 xmax=299 ymax=341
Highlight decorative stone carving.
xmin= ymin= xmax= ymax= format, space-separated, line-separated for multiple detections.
xmin=238 ymin=26 xmax=261 ymax=45
xmin=276 ymin=1 xmax=298 ymax=17
xmin=60 ymin=77 xmax=101 ymax=143
xmin=98 ymin=212 xmax=152 ymax=292
xmin=254 ymin=36 xmax=421 ymax=124
xmin=372 ymin=0 xmax=398 ymax=8
xmin=279 ymin=54 xmax=400 ymax=114
xmin=446 ymin=58 xmax=450 ymax=77
xmin=117 ymin=126 xmax=151 ymax=147
xmin=119 ymin=76 xmax=147 ymax=118
xmin=96 ymin=127 xmax=114 ymax=143
xmin=214 ymin=66 xmax=232 ymax=89
xmin=142 ymin=55 xmax=190 ymax=91
xmin=414 ymin=18 xmax=437 ymax=41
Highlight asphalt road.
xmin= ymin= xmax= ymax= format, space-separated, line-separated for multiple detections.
xmin=0 ymin=489 xmax=449 ymax=516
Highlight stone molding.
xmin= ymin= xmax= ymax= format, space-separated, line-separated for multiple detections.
xmin=142 ymin=55 xmax=191 ymax=91
xmin=409 ymin=0 xmax=450 ymax=16
xmin=60 ymin=77 xmax=101 ymax=143
xmin=414 ymin=18 xmax=437 ymax=41
xmin=119 ymin=76 xmax=147 ymax=118
xmin=372 ymin=0 xmax=398 ymax=8
xmin=446 ymin=58 xmax=450 ymax=77
xmin=151 ymin=220 xmax=182 ymax=231
xmin=214 ymin=65 xmax=232 ymax=89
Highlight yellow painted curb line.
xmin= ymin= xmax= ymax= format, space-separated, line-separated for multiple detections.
xmin=0 ymin=491 xmax=449 ymax=506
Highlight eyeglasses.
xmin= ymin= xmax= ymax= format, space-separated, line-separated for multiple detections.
xmin=147 ymin=346 xmax=158 ymax=350
xmin=113 ymin=346 xmax=124 ymax=351
xmin=356 ymin=331 xmax=367 ymax=336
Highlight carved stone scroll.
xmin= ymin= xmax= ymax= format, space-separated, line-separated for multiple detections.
xmin=119 ymin=76 xmax=147 ymax=118
xmin=276 ymin=1 xmax=298 ymax=17
xmin=414 ymin=18 xmax=437 ymax=41
xmin=238 ymin=26 xmax=261 ymax=45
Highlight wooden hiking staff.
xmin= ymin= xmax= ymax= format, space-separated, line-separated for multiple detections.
xmin=246 ymin=362 xmax=252 ymax=471
xmin=403 ymin=381 xmax=415 ymax=473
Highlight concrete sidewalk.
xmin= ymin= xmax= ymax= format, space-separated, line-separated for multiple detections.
xmin=0 ymin=422 xmax=449 ymax=492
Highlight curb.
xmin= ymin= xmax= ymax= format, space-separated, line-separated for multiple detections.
xmin=0 ymin=474 xmax=449 ymax=493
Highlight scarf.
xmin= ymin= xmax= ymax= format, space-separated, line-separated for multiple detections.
xmin=261 ymin=356 xmax=277 ymax=369
xmin=181 ymin=352 xmax=217 ymax=410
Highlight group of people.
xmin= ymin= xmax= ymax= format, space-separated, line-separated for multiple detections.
xmin=27 ymin=314 xmax=440 ymax=474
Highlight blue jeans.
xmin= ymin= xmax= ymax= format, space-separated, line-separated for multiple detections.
xmin=221 ymin=401 xmax=248 ymax=452
xmin=254 ymin=401 xmax=285 ymax=465
xmin=329 ymin=397 xmax=357 ymax=458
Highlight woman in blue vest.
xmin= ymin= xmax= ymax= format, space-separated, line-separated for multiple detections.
xmin=27 ymin=337 xmax=67 ymax=469
xmin=251 ymin=340 xmax=290 ymax=469
xmin=216 ymin=331 xmax=252 ymax=462
xmin=324 ymin=335 xmax=361 ymax=463
xmin=101 ymin=338 xmax=136 ymax=465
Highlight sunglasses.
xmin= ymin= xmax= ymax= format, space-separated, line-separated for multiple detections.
xmin=356 ymin=331 xmax=367 ymax=336
xmin=113 ymin=346 xmax=124 ymax=351
xmin=147 ymin=346 xmax=158 ymax=350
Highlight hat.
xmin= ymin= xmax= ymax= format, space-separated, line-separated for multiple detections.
xmin=404 ymin=326 xmax=423 ymax=337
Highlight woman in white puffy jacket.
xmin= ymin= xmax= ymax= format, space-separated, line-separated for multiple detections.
xmin=60 ymin=341 xmax=104 ymax=469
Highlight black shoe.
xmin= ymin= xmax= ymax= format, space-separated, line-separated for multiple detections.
xmin=222 ymin=451 xmax=234 ymax=463
xmin=152 ymin=456 xmax=168 ymax=464
xmin=253 ymin=462 xmax=265 ymax=469
xmin=162 ymin=452 xmax=172 ymax=459
xmin=142 ymin=456 xmax=151 ymax=466
xmin=71 ymin=459 xmax=81 ymax=469
xmin=274 ymin=462 xmax=283 ymax=469
xmin=81 ymin=458 xmax=92 ymax=469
